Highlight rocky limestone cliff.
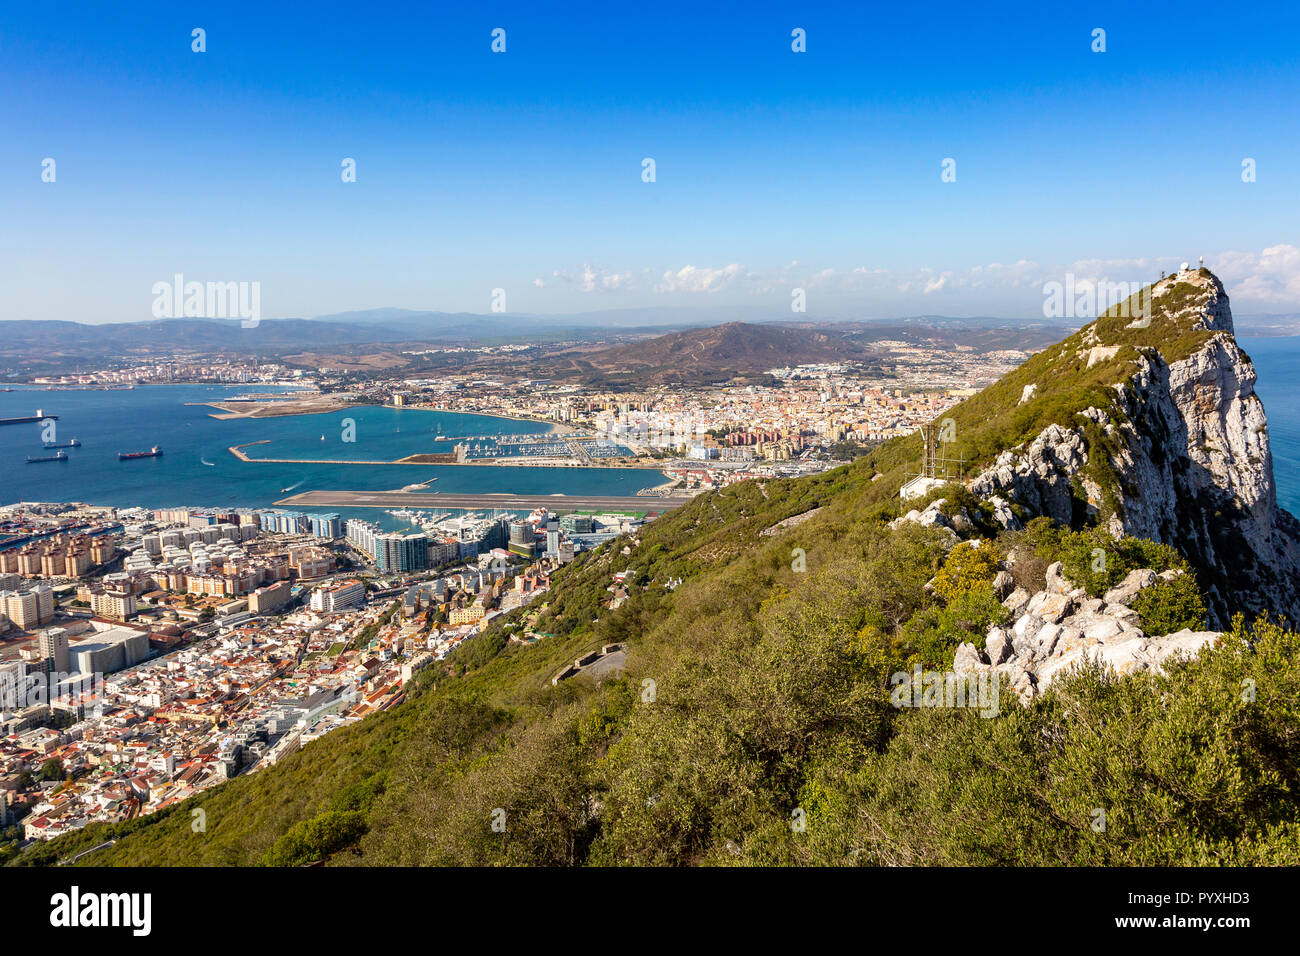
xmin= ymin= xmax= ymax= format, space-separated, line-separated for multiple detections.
xmin=969 ymin=268 xmax=1300 ymax=627
xmin=954 ymin=561 xmax=1221 ymax=702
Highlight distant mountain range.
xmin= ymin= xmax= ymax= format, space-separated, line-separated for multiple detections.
xmin=539 ymin=322 xmax=876 ymax=386
xmin=1 ymin=307 xmax=1295 ymax=379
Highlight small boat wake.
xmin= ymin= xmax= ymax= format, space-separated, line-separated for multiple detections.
xmin=281 ymin=479 xmax=305 ymax=493
xmin=200 ymin=457 xmax=215 ymax=467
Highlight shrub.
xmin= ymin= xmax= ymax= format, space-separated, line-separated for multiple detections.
xmin=902 ymin=585 xmax=1009 ymax=664
xmin=261 ymin=810 xmax=367 ymax=867
xmin=1019 ymin=519 xmax=1190 ymax=597
xmin=930 ymin=541 xmax=999 ymax=604
xmin=1131 ymin=575 xmax=1208 ymax=636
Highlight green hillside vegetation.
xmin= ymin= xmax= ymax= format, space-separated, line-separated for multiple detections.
xmin=18 ymin=276 xmax=1291 ymax=867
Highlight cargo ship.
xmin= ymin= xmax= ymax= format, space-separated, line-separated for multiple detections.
xmin=118 ymin=446 xmax=163 ymax=460
xmin=26 ymin=451 xmax=68 ymax=463
xmin=43 ymin=438 xmax=81 ymax=448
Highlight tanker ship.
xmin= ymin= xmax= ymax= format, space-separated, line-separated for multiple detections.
xmin=118 ymin=446 xmax=163 ymax=460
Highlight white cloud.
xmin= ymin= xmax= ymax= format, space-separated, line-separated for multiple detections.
xmin=1213 ymin=244 xmax=1300 ymax=307
xmin=547 ymin=263 xmax=633 ymax=293
xmin=799 ymin=247 xmax=1300 ymax=313
xmin=654 ymin=263 xmax=752 ymax=293
xmin=534 ymin=245 xmax=1300 ymax=314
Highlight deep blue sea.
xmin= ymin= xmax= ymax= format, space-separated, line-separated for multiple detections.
xmin=1241 ymin=336 xmax=1300 ymax=515
xmin=0 ymin=385 xmax=665 ymax=527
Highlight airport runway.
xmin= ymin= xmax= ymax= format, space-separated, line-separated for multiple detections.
xmin=275 ymin=489 xmax=695 ymax=512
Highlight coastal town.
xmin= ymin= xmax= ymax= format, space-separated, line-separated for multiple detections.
xmin=0 ymin=498 xmax=644 ymax=850
xmin=0 ymin=331 xmax=1041 ymax=854
xmin=18 ymin=335 xmax=1030 ymax=490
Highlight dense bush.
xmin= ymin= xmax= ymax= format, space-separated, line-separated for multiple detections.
xmin=902 ymin=586 xmax=1009 ymax=664
xmin=929 ymin=541 xmax=999 ymax=604
xmin=261 ymin=810 xmax=367 ymax=867
xmin=24 ymin=476 xmax=1286 ymax=868
xmin=1018 ymin=517 xmax=1190 ymax=596
xmin=781 ymin=615 xmax=1300 ymax=866
xmin=1132 ymin=574 xmax=1208 ymax=636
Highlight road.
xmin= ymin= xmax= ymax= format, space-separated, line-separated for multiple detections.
xmin=61 ymin=839 xmax=116 ymax=864
xmin=275 ymin=489 xmax=695 ymax=512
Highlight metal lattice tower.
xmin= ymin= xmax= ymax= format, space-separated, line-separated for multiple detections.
xmin=914 ymin=422 xmax=965 ymax=482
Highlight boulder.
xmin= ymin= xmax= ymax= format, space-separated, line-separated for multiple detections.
xmin=985 ymin=627 xmax=1013 ymax=664
xmin=1012 ymin=613 xmax=1043 ymax=641
xmin=1083 ymin=618 xmax=1123 ymax=642
xmin=953 ymin=642 xmax=985 ymax=675
xmin=1102 ymin=568 xmax=1157 ymax=606
xmin=1002 ymin=587 xmax=1031 ymax=615
xmin=988 ymin=495 xmax=1022 ymax=531
xmin=1027 ymin=591 xmax=1075 ymax=624
xmin=916 ymin=507 xmax=950 ymax=529
xmin=1110 ymin=604 xmax=1141 ymax=626
xmin=1032 ymin=622 xmax=1063 ymax=659
xmin=1044 ymin=561 xmax=1072 ymax=595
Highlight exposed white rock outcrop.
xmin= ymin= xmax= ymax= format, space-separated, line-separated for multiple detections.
xmin=759 ymin=506 xmax=823 ymax=537
xmin=1084 ymin=345 xmax=1120 ymax=368
xmin=966 ymin=269 xmax=1300 ymax=627
xmin=954 ymin=561 xmax=1221 ymax=703
xmin=987 ymin=495 xmax=1021 ymax=531
xmin=889 ymin=498 xmax=959 ymax=549
xmin=970 ymin=423 xmax=1089 ymax=526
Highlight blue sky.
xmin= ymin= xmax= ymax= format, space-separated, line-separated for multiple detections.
xmin=2 ymin=0 xmax=1299 ymax=323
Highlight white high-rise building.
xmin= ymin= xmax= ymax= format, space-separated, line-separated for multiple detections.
xmin=38 ymin=627 xmax=70 ymax=673
xmin=310 ymin=579 xmax=365 ymax=613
